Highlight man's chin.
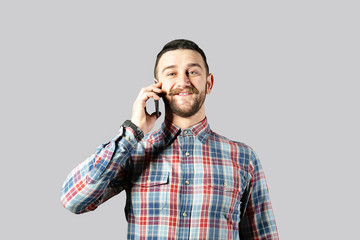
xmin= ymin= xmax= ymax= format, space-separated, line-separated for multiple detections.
xmin=167 ymin=102 xmax=202 ymax=118
xmin=164 ymin=93 xmax=205 ymax=118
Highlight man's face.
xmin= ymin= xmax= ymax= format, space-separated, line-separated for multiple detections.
xmin=156 ymin=49 xmax=213 ymax=118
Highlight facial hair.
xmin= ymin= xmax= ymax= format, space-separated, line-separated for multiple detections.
xmin=164 ymin=85 xmax=207 ymax=118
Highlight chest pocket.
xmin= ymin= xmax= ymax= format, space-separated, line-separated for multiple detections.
xmin=207 ymin=174 xmax=242 ymax=225
xmin=130 ymin=171 xmax=170 ymax=217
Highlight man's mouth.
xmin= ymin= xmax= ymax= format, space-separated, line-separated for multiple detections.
xmin=177 ymin=92 xmax=192 ymax=96
xmin=169 ymin=87 xmax=199 ymax=96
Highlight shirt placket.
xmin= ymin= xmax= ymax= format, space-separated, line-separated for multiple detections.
xmin=178 ymin=130 xmax=194 ymax=240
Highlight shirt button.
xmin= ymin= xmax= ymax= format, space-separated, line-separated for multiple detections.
xmin=124 ymin=136 xmax=130 ymax=142
xmin=183 ymin=130 xmax=188 ymax=134
xmin=147 ymin=179 xmax=151 ymax=184
xmin=185 ymin=152 xmax=190 ymax=157
xmin=185 ymin=180 xmax=190 ymax=185
xmin=223 ymin=182 xmax=227 ymax=187
xmin=182 ymin=212 xmax=187 ymax=217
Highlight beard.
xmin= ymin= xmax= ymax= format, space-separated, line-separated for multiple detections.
xmin=163 ymin=86 xmax=207 ymax=118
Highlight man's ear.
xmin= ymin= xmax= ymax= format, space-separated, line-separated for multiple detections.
xmin=206 ymin=74 xmax=214 ymax=94
xmin=154 ymin=78 xmax=159 ymax=83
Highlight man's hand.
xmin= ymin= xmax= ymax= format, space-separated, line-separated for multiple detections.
xmin=131 ymin=82 xmax=163 ymax=135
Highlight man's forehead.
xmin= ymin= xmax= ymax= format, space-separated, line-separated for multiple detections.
xmin=158 ymin=49 xmax=205 ymax=68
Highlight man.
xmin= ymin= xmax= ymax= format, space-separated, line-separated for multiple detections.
xmin=61 ymin=39 xmax=279 ymax=239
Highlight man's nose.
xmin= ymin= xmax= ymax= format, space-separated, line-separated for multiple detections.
xmin=176 ymin=72 xmax=191 ymax=88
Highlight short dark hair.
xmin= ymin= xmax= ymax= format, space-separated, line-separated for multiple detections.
xmin=154 ymin=39 xmax=209 ymax=78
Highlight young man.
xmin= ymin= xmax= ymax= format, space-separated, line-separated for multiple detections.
xmin=61 ymin=39 xmax=279 ymax=239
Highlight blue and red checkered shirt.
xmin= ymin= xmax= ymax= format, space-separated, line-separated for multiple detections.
xmin=61 ymin=118 xmax=279 ymax=239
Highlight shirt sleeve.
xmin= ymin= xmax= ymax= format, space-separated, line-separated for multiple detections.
xmin=239 ymin=150 xmax=279 ymax=239
xmin=60 ymin=126 xmax=139 ymax=214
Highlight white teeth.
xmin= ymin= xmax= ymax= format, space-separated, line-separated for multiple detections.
xmin=178 ymin=92 xmax=190 ymax=95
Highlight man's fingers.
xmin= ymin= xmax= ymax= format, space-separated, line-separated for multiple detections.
xmin=141 ymin=91 xmax=161 ymax=101
xmin=137 ymin=86 xmax=162 ymax=102
xmin=140 ymin=83 xmax=163 ymax=95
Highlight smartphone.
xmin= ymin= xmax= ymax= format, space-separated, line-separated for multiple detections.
xmin=155 ymin=98 xmax=160 ymax=118
xmin=154 ymin=79 xmax=161 ymax=118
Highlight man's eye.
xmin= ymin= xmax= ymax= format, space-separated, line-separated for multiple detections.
xmin=167 ymin=72 xmax=175 ymax=76
xmin=189 ymin=71 xmax=198 ymax=75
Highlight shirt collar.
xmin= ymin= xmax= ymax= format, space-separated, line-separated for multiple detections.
xmin=158 ymin=117 xmax=211 ymax=146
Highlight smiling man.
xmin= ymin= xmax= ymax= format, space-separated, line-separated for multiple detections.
xmin=61 ymin=39 xmax=279 ymax=239
xmin=156 ymin=49 xmax=209 ymax=120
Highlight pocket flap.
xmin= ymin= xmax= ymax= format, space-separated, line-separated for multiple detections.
xmin=132 ymin=171 xmax=169 ymax=187
xmin=207 ymin=174 xmax=236 ymax=192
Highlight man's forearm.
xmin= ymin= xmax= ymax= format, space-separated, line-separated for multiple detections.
xmin=60 ymin=126 xmax=138 ymax=214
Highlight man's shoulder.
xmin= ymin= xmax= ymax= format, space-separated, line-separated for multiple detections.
xmin=208 ymin=130 xmax=258 ymax=172
xmin=209 ymin=130 xmax=254 ymax=153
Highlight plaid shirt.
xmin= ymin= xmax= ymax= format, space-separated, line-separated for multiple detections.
xmin=61 ymin=118 xmax=279 ymax=239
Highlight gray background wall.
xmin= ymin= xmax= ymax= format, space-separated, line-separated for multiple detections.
xmin=1 ymin=0 xmax=359 ymax=239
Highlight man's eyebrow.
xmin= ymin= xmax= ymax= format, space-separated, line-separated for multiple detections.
xmin=161 ymin=65 xmax=177 ymax=74
xmin=187 ymin=63 xmax=202 ymax=69
xmin=161 ymin=63 xmax=203 ymax=74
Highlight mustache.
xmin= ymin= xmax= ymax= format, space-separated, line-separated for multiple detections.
xmin=168 ymin=87 xmax=199 ymax=96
